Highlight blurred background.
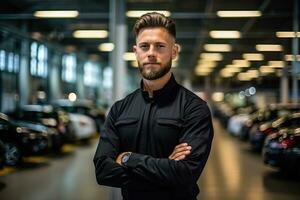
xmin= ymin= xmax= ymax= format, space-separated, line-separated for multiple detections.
xmin=0 ymin=0 xmax=299 ymax=200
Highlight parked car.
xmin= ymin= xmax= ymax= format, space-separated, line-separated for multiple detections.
xmin=249 ymin=112 xmax=300 ymax=151
xmin=0 ymin=139 xmax=5 ymax=169
xmin=227 ymin=105 xmax=256 ymax=136
xmin=51 ymin=100 xmax=97 ymax=142
xmin=263 ymin=128 xmax=300 ymax=175
xmin=239 ymin=105 xmax=299 ymax=141
xmin=0 ymin=113 xmax=50 ymax=166
xmin=8 ymin=105 xmax=68 ymax=151
xmin=53 ymin=99 xmax=105 ymax=133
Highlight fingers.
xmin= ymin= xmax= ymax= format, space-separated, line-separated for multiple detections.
xmin=169 ymin=143 xmax=192 ymax=161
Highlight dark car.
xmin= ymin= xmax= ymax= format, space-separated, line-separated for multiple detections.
xmin=240 ymin=105 xmax=299 ymax=141
xmin=249 ymin=112 xmax=300 ymax=151
xmin=0 ymin=113 xmax=50 ymax=166
xmin=263 ymin=128 xmax=300 ymax=175
xmin=9 ymin=105 xmax=68 ymax=151
xmin=0 ymin=139 xmax=5 ymax=169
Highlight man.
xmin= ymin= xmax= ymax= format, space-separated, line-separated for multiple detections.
xmin=93 ymin=12 xmax=213 ymax=200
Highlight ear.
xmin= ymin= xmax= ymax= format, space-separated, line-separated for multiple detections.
xmin=133 ymin=45 xmax=137 ymax=54
xmin=172 ymin=44 xmax=179 ymax=60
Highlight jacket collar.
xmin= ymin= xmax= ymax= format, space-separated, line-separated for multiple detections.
xmin=140 ymin=73 xmax=178 ymax=102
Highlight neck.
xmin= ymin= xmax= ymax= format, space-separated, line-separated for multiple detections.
xmin=143 ymin=72 xmax=172 ymax=97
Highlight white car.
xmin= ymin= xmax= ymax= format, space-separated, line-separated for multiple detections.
xmin=66 ymin=113 xmax=97 ymax=141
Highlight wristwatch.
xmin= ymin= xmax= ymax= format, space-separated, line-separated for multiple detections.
xmin=121 ymin=152 xmax=132 ymax=167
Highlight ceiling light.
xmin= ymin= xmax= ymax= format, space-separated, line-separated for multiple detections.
xmin=238 ymin=73 xmax=252 ymax=81
xmin=209 ymin=31 xmax=241 ymax=39
xmin=126 ymin=10 xmax=171 ymax=18
xmin=256 ymin=44 xmax=282 ymax=51
xmin=196 ymin=62 xmax=217 ymax=68
xmin=73 ymin=30 xmax=108 ymax=38
xmin=131 ymin=61 xmax=138 ymax=68
xmin=224 ymin=66 xmax=241 ymax=73
xmin=195 ymin=67 xmax=213 ymax=73
xmin=195 ymin=71 xmax=211 ymax=76
xmin=242 ymin=53 xmax=264 ymax=61
xmin=220 ymin=70 xmax=234 ymax=77
xmin=123 ymin=52 xmax=136 ymax=61
xmin=268 ymin=61 xmax=285 ymax=68
xmin=217 ymin=10 xmax=261 ymax=17
xmin=98 ymin=43 xmax=114 ymax=52
xmin=260 ymin=66 xmax=275 ymax=74
xmin=285 ymin=54 xmax=300 ymax=61
xmin=204 ymin=44 xmax=232 ymax=52
xmin=276 ymin=31 xmax=300 ymax=38
xmin=34 ymin=10 xmax=79 ymax=18
xmin=232 ymin=59 xmax=250 ymax=67
xmin=200 ymin=53 xmax=223 ymax=61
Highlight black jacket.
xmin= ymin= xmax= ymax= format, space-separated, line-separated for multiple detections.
xmin=93 ymin=74 xmax=214 ymax=200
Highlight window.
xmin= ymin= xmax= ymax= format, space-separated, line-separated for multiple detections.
xmin=30 ymin=42 xmax=48 ymax=77
xmin=0 ymin=50 xmax=19 ymax=73
xmin=84 ymin=62 xmax=100 ymax=87
xmin=62 ymin=54 xmax=76 ymax=83
xmin=0 ymin=50 xmax=5 ymax=71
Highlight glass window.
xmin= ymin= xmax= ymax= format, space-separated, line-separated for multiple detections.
xmin=0 ymin=50 xmax=5 ymax=71
xmin=62 ymin=54 xmax=76 ymax=83
xmin=30 ymin=42 xmax=48 ymax=77
xmin=7 ymin=52 xmax=14 ymax=73
xmin=84 ymin=62 xmax=100 ymax=87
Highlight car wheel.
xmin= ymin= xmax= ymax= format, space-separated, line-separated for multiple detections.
xmin=4 ymin=142 xmax=22 ymax=166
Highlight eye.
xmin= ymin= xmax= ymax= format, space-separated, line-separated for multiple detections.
xmin=139 ymin=44 xmax=149 ymax=50
xmin=155 ymin=44 xmax=166 ymax=50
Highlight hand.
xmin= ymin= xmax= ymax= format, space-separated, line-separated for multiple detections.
xmin=168 ymin=143 xmax=192 ymax=161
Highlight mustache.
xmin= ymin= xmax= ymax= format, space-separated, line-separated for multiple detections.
xmin=143 ymin=62 xmax=160 ymax=65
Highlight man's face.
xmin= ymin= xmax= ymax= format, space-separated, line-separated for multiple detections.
xmin=133 ymin=27 xmax=178 ymax=80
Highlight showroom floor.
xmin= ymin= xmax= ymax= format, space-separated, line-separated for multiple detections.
xmin=0 ymin=119 xmax=299 ymax=200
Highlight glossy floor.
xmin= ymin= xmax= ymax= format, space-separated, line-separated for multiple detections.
xmin=0 ymin=119 xmax=299 ymax=200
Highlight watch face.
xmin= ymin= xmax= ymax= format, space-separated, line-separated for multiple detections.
xmin=122 ymin=153 xmax=131 ymax=164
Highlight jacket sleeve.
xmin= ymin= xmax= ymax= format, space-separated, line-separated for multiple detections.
xmin=93 ymin=104 xmax=156 ymax=189
xmin=124 ymin=100 xmax=214 ymax=187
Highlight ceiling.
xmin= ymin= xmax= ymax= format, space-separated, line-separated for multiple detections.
xmin=0 ymin=0 xmax=298 ymax=90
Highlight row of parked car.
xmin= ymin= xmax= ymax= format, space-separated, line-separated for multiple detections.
xmin=0 ymin=100 xmax=106 ymax=167
xmin=213 ymin=102 xmax=300 ymax=176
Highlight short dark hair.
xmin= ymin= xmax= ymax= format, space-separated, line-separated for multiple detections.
xmin=133 ymin=12 xmax=176 ymax=39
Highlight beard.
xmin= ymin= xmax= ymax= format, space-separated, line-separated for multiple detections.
xmin=138 ymin=58 xmax=172 ymax=80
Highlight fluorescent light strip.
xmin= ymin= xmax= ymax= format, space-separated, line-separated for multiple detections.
xmin=217 ymin=10 xmax=261 ymax=18
xmin=242 ymin=53 xmax=264 ymax=61
xmin=123 ymin=52 xmax=136 ymax=61
xmin=73 ymin=30 xmax=108 ymax=38
xmin=98 ymin=43 xmax=114 ymax=52
xmin=34 ymin=10 xmax=79 ymax=18
xmin=126 ymin=10 xmax=171 ymax=18
xmin=209 ymin=31 xmax=241 ymax=39
xmin=200 ymin=53 xmax=223 ymax=61
xmin=276 ymin=31 xmax=300 ymax=38
xmin=204 ymin=44 xmax=232 ymax=52
xmin=256 ymin=44 xmax=282 ymax=51
xmin=285 ymin=54 xmax=300 ymax=61
xmin=268 ymin=61 xmax=285 ymax=68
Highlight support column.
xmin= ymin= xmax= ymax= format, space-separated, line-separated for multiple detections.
xmin=110 ymin=0 xmax=127 ymax=102
xmin=280 ymin=67 xmax=289 ymax=104
xmin=48 ymin=52 xmax=62 ymax=102
xmin=76 ymin=59 xmax=85 ymax=100
xmin=292 ymin=0 xmax=299 ymax=103
xmin=108 ymin=2 xmax=127 ymax=199
xmin=19 ymin=23 xmax=30 ymax=107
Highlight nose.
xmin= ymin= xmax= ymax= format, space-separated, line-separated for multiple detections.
xmin=147 ymin=45 xmax=156 ymax=58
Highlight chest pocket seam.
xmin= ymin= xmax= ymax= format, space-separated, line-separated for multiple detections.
xmin=156 ymin=118 xmax=183 ymax=128
xmin=115 ymin=118 xmax=138 ymax=126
